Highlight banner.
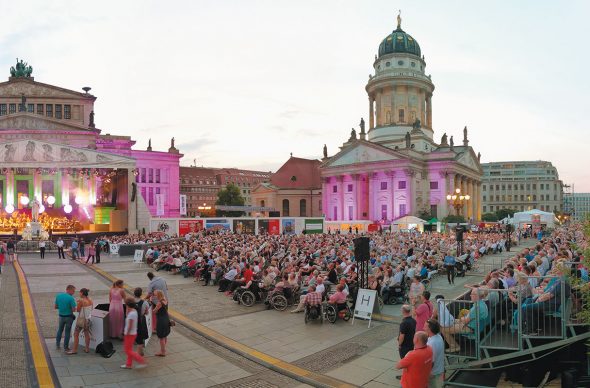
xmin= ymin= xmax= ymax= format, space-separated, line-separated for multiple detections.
xmin=233 ymin=219 xmax=255 ymax=234
xmin=109 ymin=244 xmax=120 ymax=255
xmin=258 ymin=219 xmax=280 ymax=235
xmin=281 ymin=218 xmax=295 ymax=235
xmin=179 ymin=194 xmax=187 ymax=216
xmin=179 ymin=219 xmax=203 ymax=236
xmin=150 ymin=219 xmax=178 ymax=236
xmin=205 ymin=219 xmax=231 ymax=231
xmin=155 ymin=194 xmax=165 ymax=216
xmin=304 ymin=218 xmax=324 ymax=234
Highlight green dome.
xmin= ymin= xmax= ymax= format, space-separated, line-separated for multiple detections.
xmin=378 ymin=27 xmax=421 ymax=58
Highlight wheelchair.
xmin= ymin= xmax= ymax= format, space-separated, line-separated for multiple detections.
xmin=325 ymin=302 xmax=352 ymax=324
xmin=304 ymin=303 xmax=324 ymax=324
xmin=234 ymin=283 xmax=266 ymax=307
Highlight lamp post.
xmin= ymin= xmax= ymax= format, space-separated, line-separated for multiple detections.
xmin=446 ymin=188 xmax=471 ymax=216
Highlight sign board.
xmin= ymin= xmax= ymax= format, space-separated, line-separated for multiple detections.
xmin=70 ymin=309 xmax=106 ymax=350
xmin=179 ymin=194 xmax=187 ymax=216
xmin=352 ymin=288 xmax=377 ymax=327
xmin=133 ymin=249 xmax=144 ymax=264
xmin=155 ymin=194 xmax=165 ymax=216
xmin=109 ymin=244 xmax=120 ymax=255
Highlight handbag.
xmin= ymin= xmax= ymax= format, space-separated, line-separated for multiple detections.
xmin=169 ymin=320 xmax=176 ymax=327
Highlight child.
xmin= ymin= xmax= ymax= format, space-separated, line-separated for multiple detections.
xmin=120 ymin=298 xmax=147 ymax=369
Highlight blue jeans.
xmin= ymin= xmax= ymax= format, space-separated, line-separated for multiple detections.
xmin=56 ymin=315 xmax=74 ymax=348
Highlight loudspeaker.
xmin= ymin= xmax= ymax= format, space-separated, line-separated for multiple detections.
xmin=455 ymin=226 xmax=464 ymax=242
xmin=353 ymin=237 xmax=370 ymax=262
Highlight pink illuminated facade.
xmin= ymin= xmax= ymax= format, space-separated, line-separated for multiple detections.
xmin=0 ymin=67 xmax=181 ymax=233
xmin=320 ymin=17 xmax=483 ymax=222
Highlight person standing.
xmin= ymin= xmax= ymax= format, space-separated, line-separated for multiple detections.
xmin=39 ymin=240 xmax=46 ymax=259
xmin=133 ymin=287 xmax=149 ymax=356
xmin=397 ymin=304 xmax=417 ymax=380
xmin=55 ymin=285 xmax=77 ymax=351
xmin=146 ymin=272 xmax=168 ymax=330
xmin=153 ymin=290 xmax=170 ymax=357
xmin=395 ymin=331 xmax=433 ymax=388
xmin=85 ymin=242 xmax=96 ymax=265
xmin=109 ymin=280 xmax=126 ymax=339
xmin=71 ymin=239 xmax=79 ymax=260
xmin=414 ymin=291 xmax=433 ymax=335
xmin=426 ymin=320 xmax=445 ymax=388
xmin=95 ymin=239 xmax=101 ymax=264
xmin=66 ymin=288 xmax=93 ymax=354
xmin=443 ymin=253 xmax=456 ymax=285
xmin=7 ymin=239 xmax=15 ymax=262
xmin=56 ymin=238 xmax=65 ymax=259
xmin=120 ymin=298 xmax=147 ymax=369
xmin=0 ymin=242 xmax=5 ymax=274
xmin=79 ymin=239 xmax=85 ymax=258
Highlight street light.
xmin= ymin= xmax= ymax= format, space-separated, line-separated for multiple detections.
xmin=446 ymin=187 xmax=470 ymax=216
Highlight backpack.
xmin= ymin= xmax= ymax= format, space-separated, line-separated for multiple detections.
xmin=96 ymin=341 xmax=116 ymax=358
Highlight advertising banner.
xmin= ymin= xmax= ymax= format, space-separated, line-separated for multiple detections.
xmin=304 ymin=218 xmax=324 ymax=234
xmin=109 ymin=244 xmax=120 ymax=255
xmin=340 ymin=223 xmax=365 ymax=234
xmin=258 ymin=219 xmax=280 ymax=235
xmin=179 ymin=194 xmax=187 ymax=216
xmin=150 ymin=219 xmax=178 ymax=236
xmin=281 ymin=218 xmax=295 ymax=235
xmin=232 ymin=219 xmax=255 ymax=234
xmin=204 ymin=219 xmax=231 ymax=232
xmin=179 ymin=219 xmax=204 ymax=236
xmin=155 ymin=194 xmax=165 ymax=216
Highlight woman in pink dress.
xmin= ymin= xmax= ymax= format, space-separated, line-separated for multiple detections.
xmin=109 ymin=280 xmax=125 ymax=339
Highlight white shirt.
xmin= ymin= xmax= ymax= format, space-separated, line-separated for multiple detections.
xmin=125 ymin=309 xmax=138 ymax=335
xmin=316 ymin=283 xmax=325 ymax=294
xmin=57 ymin=240 xmax=64 ymax=248
xmin=39 ymin=241 xmax=46 ymax=248
xmin=436 ymin=299 xmax=455 ymax=327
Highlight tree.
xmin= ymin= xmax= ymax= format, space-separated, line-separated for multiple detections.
xmin=443 ymin=215 xmax=465 ymax=224
xmin=482 ymin=212 xmax=499 ymax=222
xmin=417 ymin=209 xmax=433 ymax=220
xmin=215 ymin=184 xmax=245 ymax=217
xmin=495 ymin=208 xmax=516 ymax=220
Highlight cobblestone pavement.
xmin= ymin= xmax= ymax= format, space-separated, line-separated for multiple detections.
xmin=0 ymin=260 xmax=31 ymax=388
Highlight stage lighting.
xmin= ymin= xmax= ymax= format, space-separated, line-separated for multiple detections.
xmin=5 ymin=204 xmax=14 ymax=214
xmin=39 ymin=204 xmax=45 ymax=214
xmin=64 ymin=204 xmax=73 ymax=213
xmin=47 ymin=195 xmax=56 ymax=205
xmin=75 ymin=195 xmax=82 ymax=205
xmin=20 ymin=196 xmax=30 ymax=206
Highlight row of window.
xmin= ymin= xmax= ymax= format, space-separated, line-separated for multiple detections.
xmin=136 ymin=168 xmax=162 ymax=184
xmin=282 ymin=199 xmax=310 ymax=217
xmin=181 ymin=187 xmax=217 ymax=194
xmin=140 ymin=187 xmax=161 ymax=206
xmin=483 ymin=183 xmax=558 ymax=192
xmin=0 ymin=103 xmax=72 ymax=119
xmin=484 ymin=205 xmax=559 ymax=213
xmin=483 ymin=194 xmax=559 ymax=202
xmin=333 ymin=180 xmax=409 ymax=193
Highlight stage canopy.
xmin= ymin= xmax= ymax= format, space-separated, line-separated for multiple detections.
xmin=512 ymin=209 xmax=556 ymax=228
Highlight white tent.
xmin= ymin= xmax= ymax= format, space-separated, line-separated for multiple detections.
xmin=512 ymin=209 xmax=556 ymax=228
xmin=392 ymin=216 xmax=426 ymax=232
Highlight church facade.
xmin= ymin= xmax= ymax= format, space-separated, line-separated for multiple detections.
xmin=320 ymin=17 xmax=483 ymax=222
xmin=0 ymin=61 xmax=181 ymax=234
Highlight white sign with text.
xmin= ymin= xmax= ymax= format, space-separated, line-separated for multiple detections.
xmin=352 ymin=288 xmax=377 ymax=328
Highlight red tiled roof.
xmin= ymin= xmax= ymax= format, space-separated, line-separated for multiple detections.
xmin=269 ymin=157 xmax=321 ymax=189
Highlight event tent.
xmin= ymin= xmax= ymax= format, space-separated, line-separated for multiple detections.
xmin=392 ymin=216 xmax=427 ymax=231
xmin=512 ymin=209 xmax=556 ymax=228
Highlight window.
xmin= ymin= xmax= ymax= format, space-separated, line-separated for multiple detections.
xmin=282 ymin=199 xmax=290 ymax=216
xmin=533 ymin=195 xmax=537 ymax=201
xmin=141 ymin=168 xmax=146 ymax=183
xmin=483 ymin=206 xmax=487 ymax=213
xmin=540 ymin=184 xmax=544 ymax=190
xmin=526 ymin=184 xmax=530 ymax=190
xmin=520 ymin=184 xmax=524 ymax=190
xmin=55 ymin=104 xmax=62 ymax=119
xmin=380 ymin=181 xmax=388 ymax=190
xmin=64 ymin=105 xmax=71 ymax=119
xmin=27 ymin=104 xmax=34 ymax=113
xmin=508 ymin=184 xmax=512 ymax=191
xmin=507 ymin=195 xmax=512 ymax=202
xmin=532 ymin=184 xmax=536 ymax=190
xmin=398 ymin=181 xmax=406 ymax=189
xmin=319 ymin=199 xmax=322 ymax=211
xmin=430 ymin=181 xmax=438 ymax=190
xmin=46 ymin=104 xmax=53 ymax=117
xmin=148 ymin=168 xmax=153 ymax=183
xmin=496 ymin=185 xmax=499 ymax=191
xmin=260 ymin=200 xmax=265 ymax=207
xmin=299 ymin=199 xmax=307 ymax=217
xmin=347 ymin=184 xmax=353 ymax=192
xmin=399 ymin=109 xmax=405 ymax=123
xmin=36 ymin=104 xmax=43 ymax=115
xmin=399 ymin=204 xmax=407 ymax=216
xmin=501 ymin=185 xmax=505 ymax=190
xmin=148 ymin=187 xmax=154 ymax=206
xmin=155 ymin=169 xmax=161 ymax=183
xmin=9 ymin=103 xmax=16 ymax=114
xmin=381 ymin=204 xmax=387 ymax=219
xmin=482 ymin=185 xmax=486 ymax=191
xmin=0 ymin=104 xmax=6 ymax=116
xmin=483 ymin=196 xmax=486 ymax=202
xmin=333 ymin=185 xmax=338 ymax=193
xmin=348 ymin=206 xmax=354 ymax=220
xmin=333 ymin=206 xmax=338 ymax=220
xmin=430 ymin=204 xmax=437 ymax=218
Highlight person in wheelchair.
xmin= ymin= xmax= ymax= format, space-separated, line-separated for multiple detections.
xmin=303 ymin=285 xmax=322 ymax=315
xmin=328 ymin=284 xmax=348 ymax=312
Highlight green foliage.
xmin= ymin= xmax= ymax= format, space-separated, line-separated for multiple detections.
xmin=215 ymin=184 xmax=245 ymax=217
xmin=417 ymin=210 xmax=432 ymax=220
xmin=574 ymin=215 xmax=590 ymax=325
xmin=482 ymin=212 xmax=499 ymax=222
xmin=495 ymin=208 xmax=517 ymax=220
xmin=443 ymin=215 xmax=466 ymax=224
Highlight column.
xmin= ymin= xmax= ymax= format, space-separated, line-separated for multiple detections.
xmin=321 ymin=177 xmax=329 ymax=219
xmin=405 ymin=169 xmax=415 ymax=216
xmin=352 ymin=174 xmax=361 ymax=220
xmin=438 ymin=170 xmax=448 ymax=218
xmin=33 ymin=169 xmax=42 ymax=202
xmin=426 ymin=95 xmax=432 ymax=127
xmin=388 ymin=171 xmax=395 ymax=220
xmin=466 ymin=179 xmax=473 ymax=220
xmin=476 ymin=182 xmax=482 ymax=221
xmin=337 ymin=176 xmax=344 ymax=221
xmin=369 ymin=97 xmax=375 ymax=129
xmin=368 ymin=173 xmax=375 ymax=221
xmin=61 ymin=171 xmax=70 ymax=206
xmin=6 ymin=169 xmax=14 ymax=209
xmin=126 ymin=168 xmax=138 ymax=233
xmin=390 ymin=87 xmax=396 ymax=125
xmin=90 ymin=170 xmax=97 ymax=205
xmin=376 ymin=90 xmax=382 ymax=127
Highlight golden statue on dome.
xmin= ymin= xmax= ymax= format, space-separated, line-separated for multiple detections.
xmin=397 ymin=10 xmax=402 ymax=29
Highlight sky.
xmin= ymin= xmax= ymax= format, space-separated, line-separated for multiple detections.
xmin=1 ymin=0 xmax=589 ymax=190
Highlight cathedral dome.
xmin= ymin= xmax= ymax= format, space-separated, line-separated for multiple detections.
xmin=378 ymin=17 xmax=421 ymax=58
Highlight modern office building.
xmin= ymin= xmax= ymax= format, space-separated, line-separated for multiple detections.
xmin=480 ymin=161 xmax=563 ymax=214
xmin=563 ymin=192 xmax=590 ymax=221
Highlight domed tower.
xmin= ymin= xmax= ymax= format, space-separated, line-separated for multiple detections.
xmin=366 ymin=14 xmax=435 ymax=147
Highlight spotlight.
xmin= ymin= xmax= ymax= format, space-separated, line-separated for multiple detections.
xmin=64 ymin=204 xmax=73 ymax=214
xmin=75 ymin=195 xmax=83 ymax=205
xmin=39 ymin=204 xmax=45 ymax=214
xmin=47 ymin=195 xmax=56 ymax=205
xmin=20 ymin=196 xmax=30 ymax=206
xmin=5 ymin=204 xmax=14 ymax=214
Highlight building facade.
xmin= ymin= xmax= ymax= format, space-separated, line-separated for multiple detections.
xmin=0 ymin=62 xmax=181 ymax=234
xmin=480 ymin=161 xmax=563 ymax=214
xmin=180 ymin=166 xmax=271 ymax=217
xmin=320 ymin=16 xmax=482 ymax=222
xmin=563 ymin=193 xmax=590 ymax=221
xmin=251 ymin=156 xmax=322 ymax=217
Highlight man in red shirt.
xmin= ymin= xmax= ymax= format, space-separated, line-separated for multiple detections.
xmin=228 ymin=263 xmax=253 ymax=294
xmin=396 ymin=331 xmax=433 ymax=388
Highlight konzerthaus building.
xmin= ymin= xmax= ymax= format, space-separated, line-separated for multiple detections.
xmin=320 ymin=16 xmax=483 ymax=222
xmin=0 ymin=61 xmax=181 ymax=234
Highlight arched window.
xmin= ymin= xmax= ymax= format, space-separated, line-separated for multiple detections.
xmin=299 ymin=199 xmax=307 ymax=217
xmin=260 ymin=200 xmax=265 ymax=208
xmin=399 ymin=109 xmax=405 ymax=123
xmin=282 ymin=199 xmax=290 ymax=216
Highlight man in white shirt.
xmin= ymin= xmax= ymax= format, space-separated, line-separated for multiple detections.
xmin=218 ymin=266 xmax=238 ymax=292
xmin=39 ymin=240 xmax=46 ymax=259
xmin=432 ymin=295 xmax=454 ymax=328
xmin=56 ymin=238 xmax=65 ymax=259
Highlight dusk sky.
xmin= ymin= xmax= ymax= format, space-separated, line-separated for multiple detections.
xmin=2 ymin=0 xmax=589 ymax=190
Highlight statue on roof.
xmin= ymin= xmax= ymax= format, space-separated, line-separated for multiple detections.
xmin=89 ymin=111 xmax=95 ymax=128
xmin=397 ymin=10 xmax=402 ymax=29
xmin=323 ymin=144 xmax=327 ymax=159
xmin=349 ymin=128 xmax=357 ymax=141
xmin=477 ymin=152 xmax=481 ymax=162
xmin=10 ymin=58 xmax=33 ymax=78
xmin=171 ymin=137 xmax=175 ymax=149
xmin=360 ymin=118 xmax=365 ymax=134
xmin=450 ymin=135 xmax=454 ymax=150
xmin=147 ymin=138 xmax=152 ymax=151
xmin=405 ymin=132 xmax=411 ymax=148
xmin=463 ymin=125 xmax=469 ymax=146
xmin=440 ymin=132 xmax=448 ymax=145
xmin=412 ymin=118 xmax=421 ymax=130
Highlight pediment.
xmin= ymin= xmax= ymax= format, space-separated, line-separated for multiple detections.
xmin=0 ymin=139 xmax=135 ymax=168
xmin=0 ymin=113 xmax=89 ymax=131
xmin=457 ymin=151 xmax=479 ymax=171
xmin=0 ymin=79 xmax=89 ymax=99
xmin=324 ymin=141 xmax=401 ymax=168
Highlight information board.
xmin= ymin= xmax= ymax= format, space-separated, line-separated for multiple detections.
xmin=352 ymin=288 xmax=377 ymax=327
